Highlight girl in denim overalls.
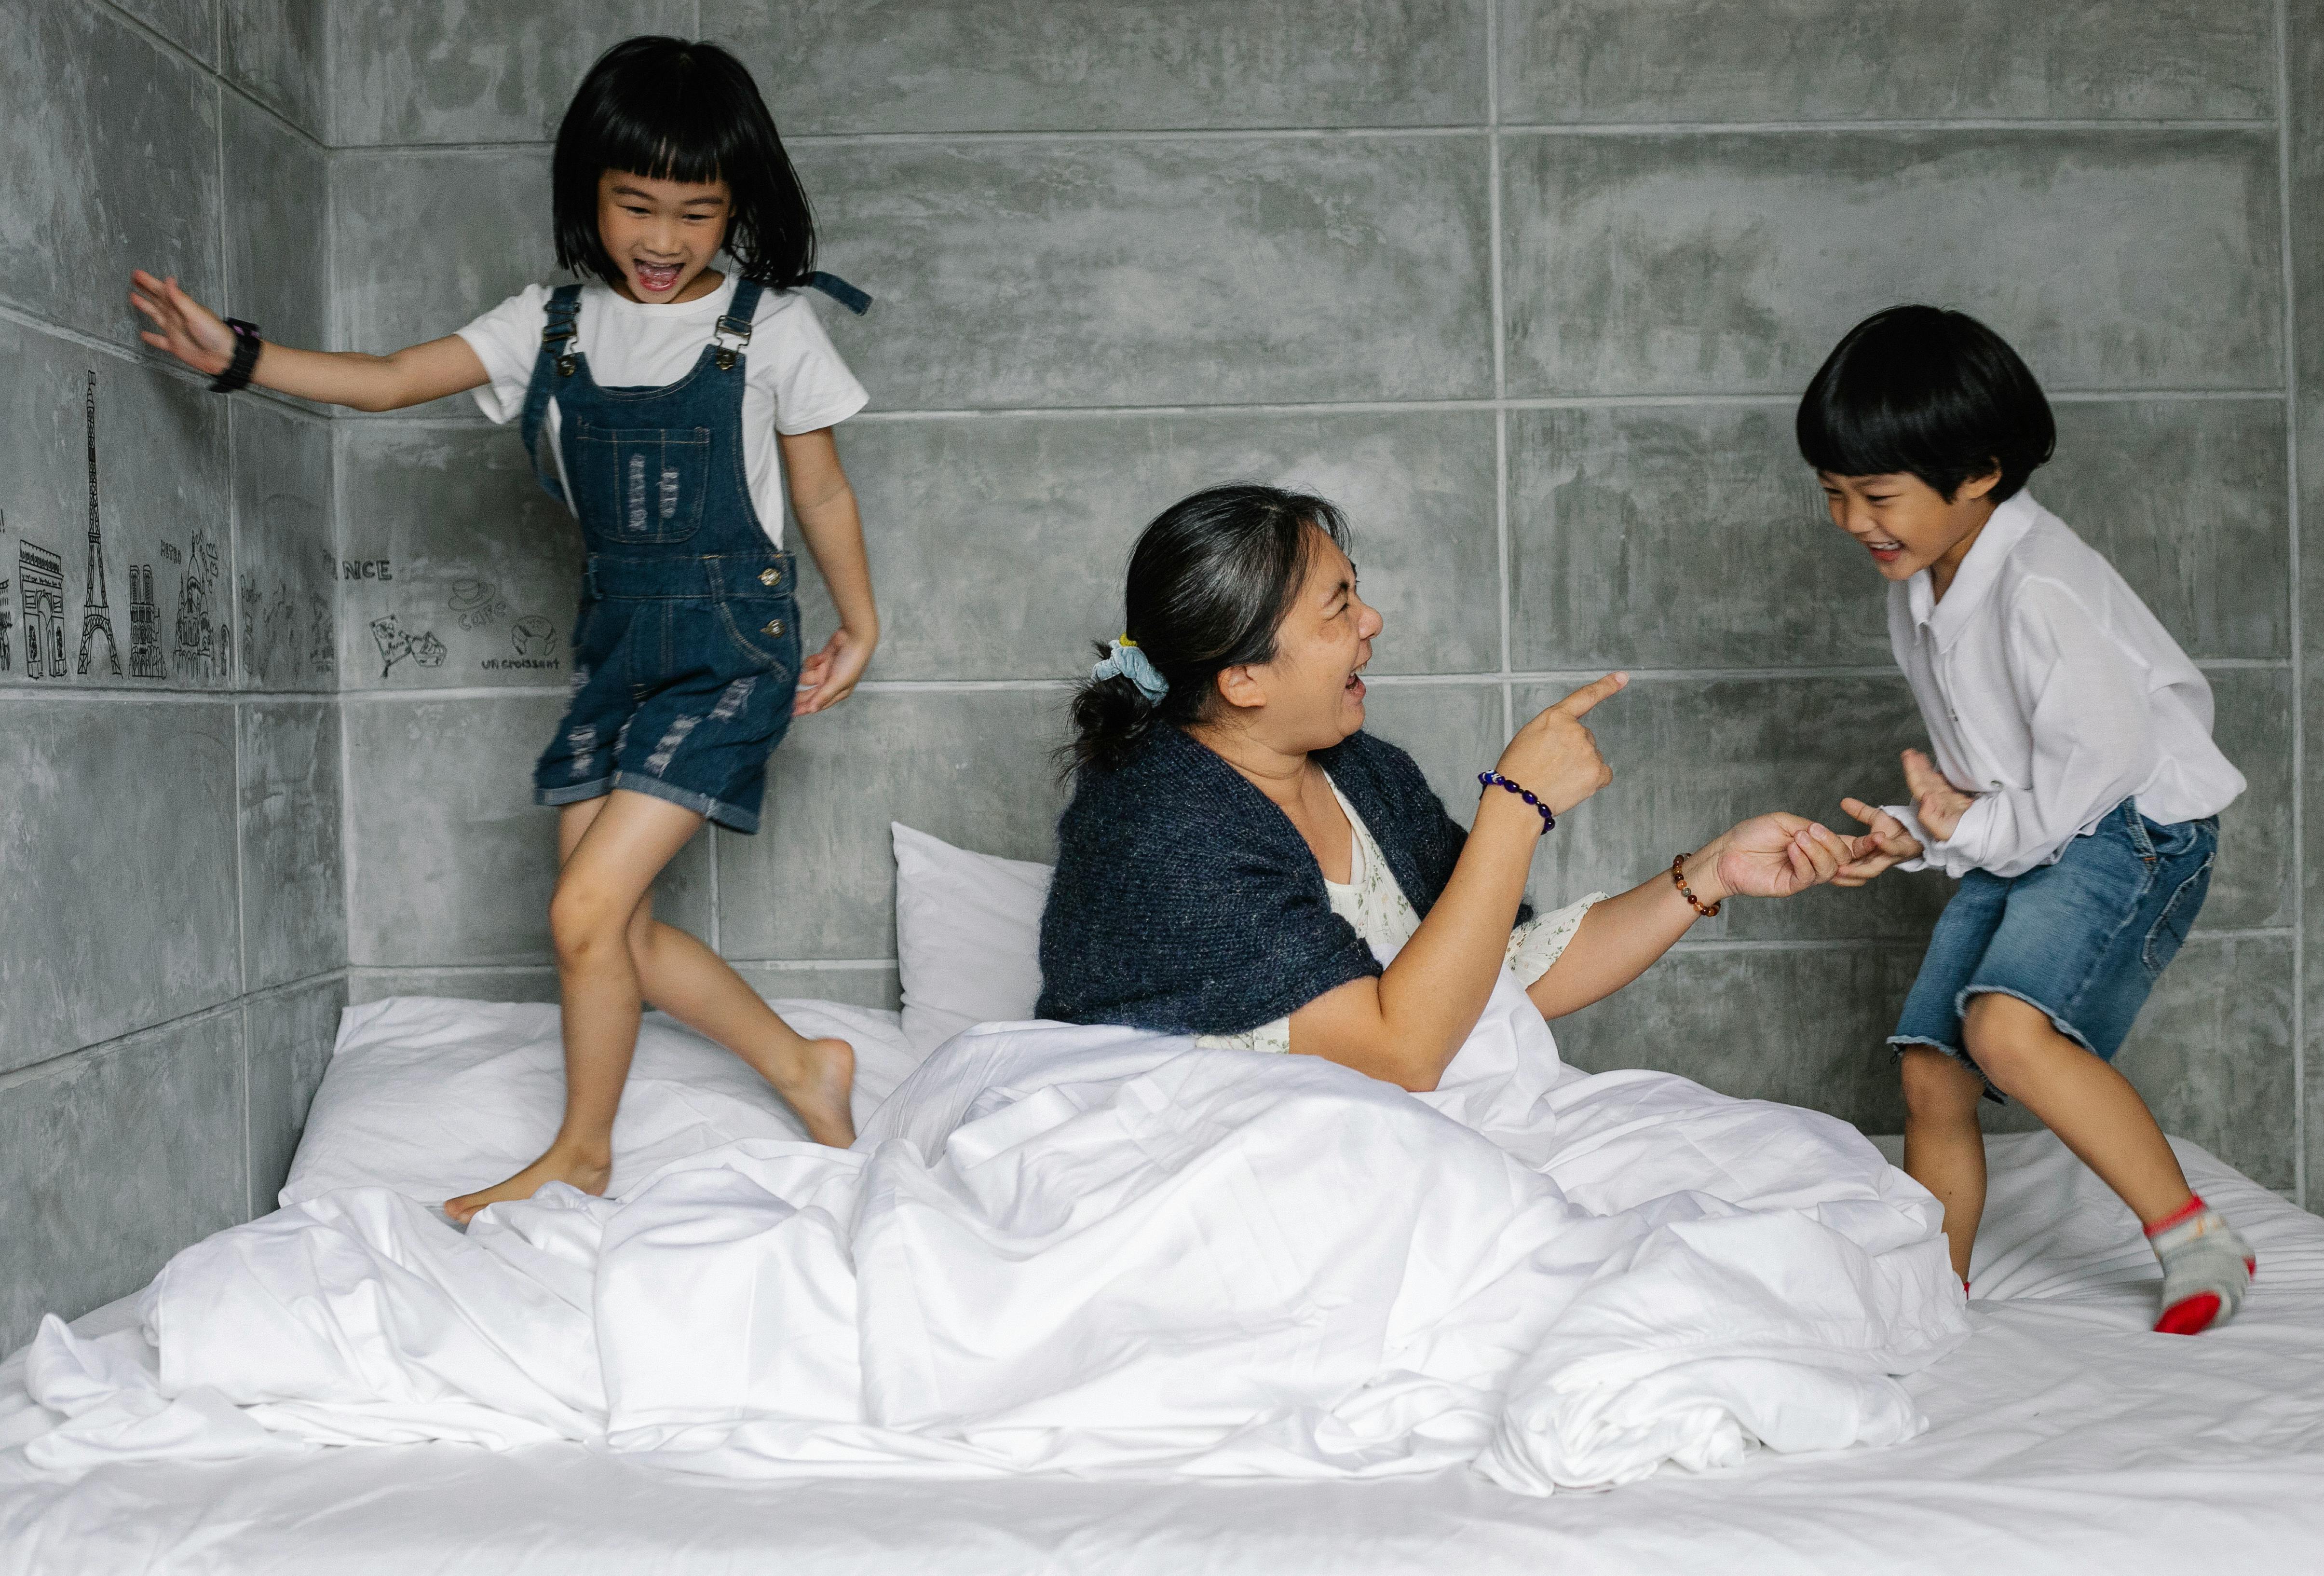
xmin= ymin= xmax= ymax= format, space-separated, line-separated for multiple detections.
xmin=131 ymin=38 xmax=877 ymax=1219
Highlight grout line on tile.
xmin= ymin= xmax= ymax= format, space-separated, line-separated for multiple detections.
xmin=707 ymin=824 xmax=722 ymax=955
xmin=344 ymin=388 xmax=2290 ymax=432
xmin=0 ymin=301 xmax=333 ymax=418
xmin=2275 ymin=0 xmax=2309 ymax=1209
xmin=319 ymin=658 xmax=2290 ymax=708
xmin=1492 ymin=117 xmax=2276 ymax=137
xmin=0 ymin=967 xmax=347 ymax=1096
xmin=330 ymin=116 xmax=2276 ymax=159
xmin=91 ymin=0 xmax=329 ymax=156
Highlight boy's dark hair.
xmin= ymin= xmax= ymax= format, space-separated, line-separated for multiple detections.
xmin=552 ymin=37 xmax=815 ymax=289
xmin=1064 ymin=484 xmax=1351 ymax=776
xmin=1796 ymin=305 xmax=2056 ymax=503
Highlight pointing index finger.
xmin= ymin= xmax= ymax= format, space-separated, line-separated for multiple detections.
xmin=1550 ymin=671 xmax=1629 ymax=718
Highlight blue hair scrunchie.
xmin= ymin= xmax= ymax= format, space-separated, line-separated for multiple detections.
xmin=1092 ymin=636 xmax=1168 ymax=704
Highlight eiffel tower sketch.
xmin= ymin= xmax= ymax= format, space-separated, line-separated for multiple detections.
xmin=76 ymin=370 xmax=119 ymax=677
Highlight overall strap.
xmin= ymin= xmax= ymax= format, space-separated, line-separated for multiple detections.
xmin=709 ymin=279 xmax=765 ymax=371
xmin=803 ymin=271 xmax=872 ymax=316
xmin=520 ymin=284 xmax=585 ymax=504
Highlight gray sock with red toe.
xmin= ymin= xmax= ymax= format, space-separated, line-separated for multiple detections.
xmin=2146 ymin=1195 xmax=2254 ymax=1335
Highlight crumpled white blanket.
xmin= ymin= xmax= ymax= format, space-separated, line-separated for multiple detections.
xmin=17 ymin=970 xmax=1966 ymax=1492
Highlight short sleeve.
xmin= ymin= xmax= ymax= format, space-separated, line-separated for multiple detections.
xmin=750 ymin=292 xmax=870 ymax=435
xmin=1504 ymin=894 xmax=1606 ymax=986
xmin=454 ymin=284 xmax=552 ymax=426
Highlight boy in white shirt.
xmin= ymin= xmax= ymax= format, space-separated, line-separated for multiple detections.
xmin=1808 ymin=306 xmax=2254 ymax=1334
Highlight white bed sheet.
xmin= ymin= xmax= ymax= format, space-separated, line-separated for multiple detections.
xmin=4 ymin=1017 xmax=2324 ymax=1574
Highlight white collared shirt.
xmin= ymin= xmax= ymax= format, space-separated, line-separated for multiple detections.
xmin=1882 ymin=491 xmax=2243 ymax=879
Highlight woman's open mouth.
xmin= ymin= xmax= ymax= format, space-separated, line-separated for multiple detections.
xmin=1345 ymin=665 xmax=1367 ymax=700
xmin=634 ymin=260 xmax=682 ymax=295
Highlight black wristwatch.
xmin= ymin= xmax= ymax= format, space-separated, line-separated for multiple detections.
xmin=209 ymin=318 xmax=263 ymax=393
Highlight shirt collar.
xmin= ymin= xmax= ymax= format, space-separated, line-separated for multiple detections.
xmin=1907 ymin=490 xmax=2039 ymax=642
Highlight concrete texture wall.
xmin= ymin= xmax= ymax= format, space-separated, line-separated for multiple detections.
xmin=0 ymin=0 xmax=342 ymax=1352
xmin=325 ymin=1 xmax=2313 ymax=1203
xmin=5 ymin=0 xmax=2318 ymax=1350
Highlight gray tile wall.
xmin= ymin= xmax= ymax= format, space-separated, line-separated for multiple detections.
xmin=328 ymin=2 xmax=2312 ymax=1205
xmin=0 ymin=0 xmax=345 ymax=1353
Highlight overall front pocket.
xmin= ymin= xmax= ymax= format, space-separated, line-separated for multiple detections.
xmin=575 ymin=426 xmax=711 ymax=544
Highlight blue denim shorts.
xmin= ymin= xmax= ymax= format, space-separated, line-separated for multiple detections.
xmin=1889 ymin=798 xmax=2217 ymax=1098
xmin=532 ymin=553 xmax=801 ymax=834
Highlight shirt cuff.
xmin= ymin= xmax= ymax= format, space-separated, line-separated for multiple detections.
xmin=1505 ymin=893 xmax=1608 ymax=986
xmin=1881 ymin=804 xmax=1939 ymax=873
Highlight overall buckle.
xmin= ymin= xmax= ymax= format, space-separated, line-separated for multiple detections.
xmin=711 ymin=312 xmax=754 ymax=371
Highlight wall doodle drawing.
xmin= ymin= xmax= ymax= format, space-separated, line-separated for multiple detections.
xmin=76 ymin=370 xmax=120 ymax=677
xmin=370 ymin=613 xmax=447 ymax=677
xmin=18 ymin=540 xmax=67 ymax=679
xmin=309 ymin=594 xmax=334 ymax=676
xmin=511 ymin=614 xmax=555 ymax=655
xmin=172 ymin=529 xmax=230 ymax=682
xmin=448 ymin=576 xmax=508 ymax=630
xmin=262 ymin=581 xmax=298 ymax=683
xmin=0 ymin=511 xmax=12 ymax=674
xmin=241 ymin=573 xmax=259 ymax=677
xmin=128 ymin=563 xmax=163 ymax=678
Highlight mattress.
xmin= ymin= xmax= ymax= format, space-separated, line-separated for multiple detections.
xmin=3 ymin=1006 xmax=2322 ymax=1575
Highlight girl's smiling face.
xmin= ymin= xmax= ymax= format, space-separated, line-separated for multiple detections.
xmin=595 ymin=169 xmax=732 ymax=303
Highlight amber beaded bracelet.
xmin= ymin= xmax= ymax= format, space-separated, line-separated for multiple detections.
xmin=1670 ymin=853 xmax=1721 ymax=918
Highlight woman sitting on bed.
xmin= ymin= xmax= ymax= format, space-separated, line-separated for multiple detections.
xmin=1037 ymin=483 xmax=1866 ymax=1091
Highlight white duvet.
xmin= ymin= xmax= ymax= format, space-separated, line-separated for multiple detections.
xmin=16 ymin=971 xmax=1966 ymax=1493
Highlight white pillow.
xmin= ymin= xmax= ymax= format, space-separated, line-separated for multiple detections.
xmin=892 ymin=822 xmax=1053 ymax=1055
xmin=285 ymin=995 xmax=922 ymax=1211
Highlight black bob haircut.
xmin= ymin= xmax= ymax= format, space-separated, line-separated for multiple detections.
xmin=1064 ymin=484 xmax=1351 ymax=776
xmin=1796 ymin=305 xmax=2056 ymax=504
xmin=552 ymin=37 xmax=815 ymax=289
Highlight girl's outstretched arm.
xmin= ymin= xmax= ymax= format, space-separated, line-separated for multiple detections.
xmin=780 ymin=425 xmax=880 ymax=714
xmin=130 ymin=269 xmax=488 ymax=412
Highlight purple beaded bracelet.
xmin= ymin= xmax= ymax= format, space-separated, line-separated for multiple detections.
xmin=1478 ymin=769 xmax=1555 ymax=833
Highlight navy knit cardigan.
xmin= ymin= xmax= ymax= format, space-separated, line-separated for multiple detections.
xmin=1036 ymin=726 xmax=1529 ymax=1034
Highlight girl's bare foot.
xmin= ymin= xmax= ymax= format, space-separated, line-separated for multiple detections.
xmin=444 ymin=1141 xmax=613 ymax=1225
xmin=765 ymin=1035 xmax=856 ymax=1148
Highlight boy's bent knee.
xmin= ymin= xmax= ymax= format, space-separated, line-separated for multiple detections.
xmin=1960 ymin=992 xmax=2062 ymax=1089
xmin=1900 ymin=1046 xmax=1984 ymax=1120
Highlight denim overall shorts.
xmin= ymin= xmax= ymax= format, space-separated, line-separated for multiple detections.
xmin=518 ymin=281 xmax=800 ymax=833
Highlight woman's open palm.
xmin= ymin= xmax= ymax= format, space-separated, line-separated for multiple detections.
xmin=1710 ymin=812 xmax=1855 ymax=900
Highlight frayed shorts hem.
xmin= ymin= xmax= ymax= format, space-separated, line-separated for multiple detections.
xmin=1887 ymin=985 xmax=2105 ymax=1107
xmin=1886 ymin=1033 xmax=2004 ymax=1105
xmin=532 ymin=771 xmax=761 ymax=834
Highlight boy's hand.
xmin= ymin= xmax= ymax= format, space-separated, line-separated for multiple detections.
xmin=794 ymin=626 xmax=875 ymax=715
xmin=130 ymin=270 xmax=236 ymax=377
xmin=1901 ymin=748 xmax=1974 ymax=842
xmin=1833 ymin=797 xmax=1923 ymax=887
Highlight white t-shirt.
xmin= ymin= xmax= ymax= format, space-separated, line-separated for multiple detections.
xmin=457 ymin=275 xmax=868 ymax=548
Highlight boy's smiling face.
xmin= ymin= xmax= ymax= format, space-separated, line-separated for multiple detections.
xmin=1820 ymin=467 xmax=2002 ymax=589
xmin=596 ymin=169 xmax=731 ymax=304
